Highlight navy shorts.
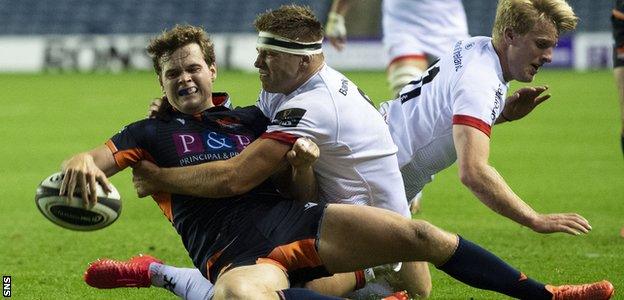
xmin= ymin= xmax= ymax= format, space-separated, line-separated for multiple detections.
xmin=205 ymin=199 xmax=331 ymax=285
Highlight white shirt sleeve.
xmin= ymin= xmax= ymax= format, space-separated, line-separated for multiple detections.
xmin=261 ymin=92 xmax=336 ymax=145
xmin=451 ymin=68 xmax=505 ymax=137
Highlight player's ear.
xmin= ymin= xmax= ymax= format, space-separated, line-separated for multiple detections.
xmin=503 ymin=27 xmax=515 ymax=44
xmin=209 ymin=63 xmax=217 ymax=82
xmin=157 ymin=75 xmax=164 ymax=93
xmin=300 ymin=55 xmax=311 ymax=69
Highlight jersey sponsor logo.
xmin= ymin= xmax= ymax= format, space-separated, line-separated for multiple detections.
xmin=173 ymin=131 xmax=254 ymax=159
xmin=453 ymin=41 xmax=463 ymax=71
xmin=174 ymin=133 xmax=205 ymax=155
xmin=339 ymin=79 xmax=349 ymax=96
xmin=464 ymin=41 xmax=475 ymax=50
xmin=490 ymin=84 xmax=504 ymax=122
xmin=271 ymin=108 xmax=306 ymax=127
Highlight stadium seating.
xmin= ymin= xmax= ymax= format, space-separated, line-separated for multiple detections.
xmin=0 ymin=0 xmax=611 ymax=36
xmin=0 ymin=0 xmax=331 ymax=35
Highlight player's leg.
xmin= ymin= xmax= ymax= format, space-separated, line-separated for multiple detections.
xmin=212 ymin=263 xmax=343 ymax=300
xmin=387 ymin=56 xmax=427 ymax=97
xmin=615 ymin=67 xmax=624 ymax=156
xmin=612 ymin=4 xmax=624 ymax=157
xmin=84 ymin=254 xmax=215 ymax=300
xmin=317 ymin=204 xmax=614 ymax=300
xmin=395 ymin=261 xmax=431 ymax=298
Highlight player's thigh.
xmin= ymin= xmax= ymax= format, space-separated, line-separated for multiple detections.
xmin=213 ymin=263 xmax=289 ymax=300
xmin=317 ymin=204 xmax=456 ymax=272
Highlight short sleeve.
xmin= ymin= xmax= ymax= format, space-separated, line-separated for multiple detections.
xmin=107 ymin=120 xmax=153 ymax=169
xmin=261 ymin=92 xmax=335 ymax=146
xmin=451 ymin=70 xmax=506 ymax=137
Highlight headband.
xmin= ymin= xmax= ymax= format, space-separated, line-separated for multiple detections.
xmin=256 ymin=31 xmax=323 ymax=55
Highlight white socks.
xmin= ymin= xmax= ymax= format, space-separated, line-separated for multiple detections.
xmin=149 ymin=263 xmax=215 ymax=300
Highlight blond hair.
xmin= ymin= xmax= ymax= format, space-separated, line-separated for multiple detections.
xmin=492 ymin=0 xmax=578 ymax=44
xmin=146 ymin=25 xmax=216 ymax=76
xmin=254 ymin=4 xmax=323 ymax=43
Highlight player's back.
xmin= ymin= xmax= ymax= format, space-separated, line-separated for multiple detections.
xmin=258 ymin=65 xmax=410 ymax=217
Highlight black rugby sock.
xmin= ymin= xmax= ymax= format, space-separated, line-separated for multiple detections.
xmin=277 ymin=288 xmax=342 ymax=299
xmin=437 ymin=236 xmax=551 ymax=300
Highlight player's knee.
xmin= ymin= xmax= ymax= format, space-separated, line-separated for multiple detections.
xmin=407 ymin=220 xmax=437 ymax=245
xmin=387 ymin=65 xmax=424 ymax=97
xmin=212 ymin=277 xmax=258 ymax=300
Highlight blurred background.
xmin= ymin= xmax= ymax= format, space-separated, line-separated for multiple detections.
xmin=0 ymin=0 xmax=614 ymax=73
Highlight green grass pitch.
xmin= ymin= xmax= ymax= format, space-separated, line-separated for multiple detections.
xmin=0 ymin=69 xmax=622 ymax=299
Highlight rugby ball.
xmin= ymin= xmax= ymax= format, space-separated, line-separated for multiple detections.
xmin=35 ymin=172 xmax=122 ymax=231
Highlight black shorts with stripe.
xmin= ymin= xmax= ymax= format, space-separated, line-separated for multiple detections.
xmin=205 ymin=198 xmax=331 ymax=285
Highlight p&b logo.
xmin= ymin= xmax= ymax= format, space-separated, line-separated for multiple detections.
xmin=3 ymin=276 xmax=10 ymax=297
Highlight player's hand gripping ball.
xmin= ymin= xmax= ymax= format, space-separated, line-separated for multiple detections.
xmin=35 ymin=172 xmax=122 ymax=231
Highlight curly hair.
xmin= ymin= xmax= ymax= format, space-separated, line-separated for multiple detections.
xmin=146 ymin=25 xmax=216 ymax=76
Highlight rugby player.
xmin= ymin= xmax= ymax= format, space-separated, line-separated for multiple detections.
xmin=135 ymin=4 xmax=432 ymax=298
xmin=325 ymin=0 xmax=470 ymax=213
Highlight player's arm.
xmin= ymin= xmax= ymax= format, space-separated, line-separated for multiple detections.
xmin=133 ymin=137 xmax=291 ymax=198
xmin=495 ymin=86 xmax=551 ymax=124
xmin=59 ymin=145 xmax=120 ymax=208
xmin=326 ymin=0 xmax=353 ymax=51
xmin=453 ymin=125 xmax=591 ymax=235
xmin=272 ymin=138 xmax=319 ymax=202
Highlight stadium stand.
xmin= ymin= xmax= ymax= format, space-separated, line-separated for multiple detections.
xmin=0 ymin=0 xmax=612 ymax=36
xmin=0 ymin=0 xmax=331 ymax=35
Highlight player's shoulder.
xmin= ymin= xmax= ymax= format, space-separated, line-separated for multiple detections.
xmin=448 ymin=37 xmax=502 ymax=83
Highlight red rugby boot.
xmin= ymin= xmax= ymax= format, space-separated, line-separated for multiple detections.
xmin=84 ymin=254 xmax=163 ymax=289
xmin=546 ymin=280 xmax=614 ymax=300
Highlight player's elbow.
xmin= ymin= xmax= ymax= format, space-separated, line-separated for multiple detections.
xmin=225 ymin=169 xmax=257 ymax=196
xmin=458 ymin=163 xmax=485 ymax=189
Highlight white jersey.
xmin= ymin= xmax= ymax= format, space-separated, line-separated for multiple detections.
xmin=382 ymin=0 xmax=469 ymax=63
xmin=257 ymin=64 xmax=410 ymax=217
xmin=380 ymin=37 xmax=509 ymax=199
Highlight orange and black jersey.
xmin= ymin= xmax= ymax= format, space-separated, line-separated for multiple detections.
xmin=105 ymin=103 xmax=288 ymax=277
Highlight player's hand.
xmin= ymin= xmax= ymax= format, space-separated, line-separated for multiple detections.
xmin=287 ymin=138 xmax=319 ymax=170
xmin=132 ymin=160 xmax=161 ymax=197
xmin=147 ymin=97 xmax=164 ymax=118
xmin=325 ymin=12 xmax=347 ymax=51
xmin=530 ymin=213 xmax=592 ymax=235
xmin=500 ymin=85 xmax=550 ymax=121
xmin=60 ymin=153 xmax=112 ymax=209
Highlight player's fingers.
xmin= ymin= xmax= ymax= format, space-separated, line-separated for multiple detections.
xmin=535 ymin=94 xmax=551 ymax=105
xmin=88 ymin=174 xmax=98 ymax=209
xmin=564 ymin=219 xmax=590 ymax=234
xmin=79 ymin=174 xmax=89 ymax=208
xmin=67 ymin=171 xmax=77 ymax=202
xmin=287 ymin=150 xmax=297 ymax=161
xmin=59 ymin=170 xmax=69 ymax=196
xmin=97 ymin=175 xmax=112 ymax=194
xmin=558 ymin=224 xmax=581 ymax=236
xmin=568 ymin=213 xmax=592 ymax=231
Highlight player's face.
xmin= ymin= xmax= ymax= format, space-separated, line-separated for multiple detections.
xmin=159 ymin=43 xmax=217 ymax=114
xmin=254 ymin=49 xmax=303 ymax=94
xmin=505 ymin=19 xmax=558 ymax=82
